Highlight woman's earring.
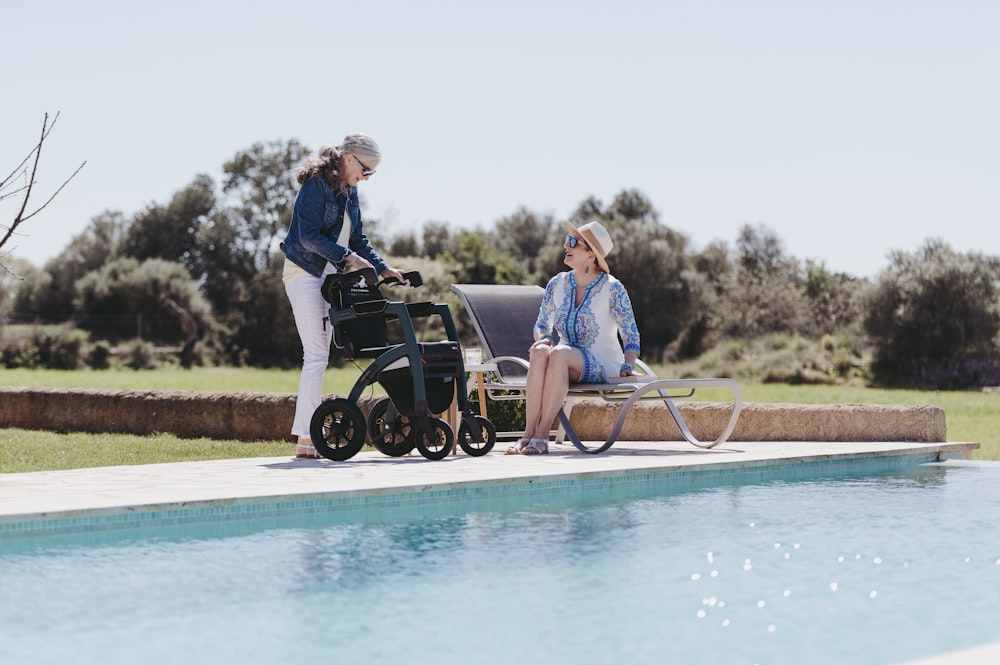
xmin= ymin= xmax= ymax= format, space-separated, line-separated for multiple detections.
xmin=585 ymin=265 xmax=590 ymax=274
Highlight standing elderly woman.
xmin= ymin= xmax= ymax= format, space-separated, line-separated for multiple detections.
xmin=507 ymin=221 xmax=641 ymax=455
xmin=281 ymin=134 xmax=405 ymax=459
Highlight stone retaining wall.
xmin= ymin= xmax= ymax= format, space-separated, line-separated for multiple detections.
xmin=568 ymin=400 xmax=946 ymax=443
xmin=0 ymin=387 xmax=947 ymax=443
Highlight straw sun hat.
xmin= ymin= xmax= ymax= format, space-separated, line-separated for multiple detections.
xmin=566 ymin=221 xmax=614 ymax=273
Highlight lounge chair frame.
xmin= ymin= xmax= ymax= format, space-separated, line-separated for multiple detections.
xmin=451 ymin=283 xmax=744 ymax=453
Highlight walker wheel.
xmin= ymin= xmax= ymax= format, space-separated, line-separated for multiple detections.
xmin=457 ymin=415 xmax=497 ymax=457
xmin=415 ymin=417 xmax=454 ymax=460
xmin=367 ymin=397 xmax=417 ymax=457
xmin=310 ymin=398 xmax=366 ymax=461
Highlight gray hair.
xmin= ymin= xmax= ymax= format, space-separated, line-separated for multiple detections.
xmin=297 ymin=133 xmax=381 ymax=186
xmin=340 ymin=133 xmax=381 ymax=168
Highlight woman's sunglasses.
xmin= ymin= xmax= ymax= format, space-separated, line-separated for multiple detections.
xmin=351 ymin=153 xmax=376 ymax=177
xmin=565 ymin=234 xmax=591 ymax=250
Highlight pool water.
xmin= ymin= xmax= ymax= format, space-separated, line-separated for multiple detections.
xmin=2 ymin=461 xmax=1000 ymax=665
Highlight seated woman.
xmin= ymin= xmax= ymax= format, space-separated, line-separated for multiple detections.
xmin=507 ymin=221 xmax=641 ymax=455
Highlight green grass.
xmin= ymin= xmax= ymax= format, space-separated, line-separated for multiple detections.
xmin=2 ymin=367 xmax=997 ymax=472
xmin=0 ymin=429 xmax=291 ymax=473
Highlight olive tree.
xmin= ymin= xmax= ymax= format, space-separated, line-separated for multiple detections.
xmin=118 ymin=175 xmax=216 ymax=271
xmin=494 ymin=206 xmax=555 ymax=274
xmin=713 ymin=223 xmax=808 ymax=339
xmin=10 ymin=211 xmax=126 ymax=324
xmin=863 ymin=239 xmax=1000 ymax=387
xmin=73 ymin=257 xmax=220 ymax=349
xmin=421 ymin=222 xmax=451 ymax=259
xmin=221 ymin=139 xmax=309 ymax=271
xmin=446 ymin=229 xmax=529 ymax=285
xmin=803 ymin=260 xmax=867 ymax=336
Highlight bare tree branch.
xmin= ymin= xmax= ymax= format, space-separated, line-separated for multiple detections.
xmin=0 ymin=112 xmax=86 ymax=269
xmin=1 ymin=111 xmax=60 ymax=190
xmin=0 ymin=181 xmax=31 ymax=203
xmin=18 ymin=159 xmax=87 ymax=224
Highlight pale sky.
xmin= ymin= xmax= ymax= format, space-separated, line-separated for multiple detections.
xmin=3 ymin=0 xmax=998 ymax=279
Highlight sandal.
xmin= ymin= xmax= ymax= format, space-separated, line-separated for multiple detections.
xmin=521 ymin=438 xmax=549 ymax=455
xmin=505 ymin=438 xmax=531 ymax=455
xmin=295 ymin=443 xmax=321 ymax=459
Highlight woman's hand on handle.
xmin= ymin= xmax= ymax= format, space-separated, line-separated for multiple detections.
xmin=380 ymin=267 xmax=408 ymax=285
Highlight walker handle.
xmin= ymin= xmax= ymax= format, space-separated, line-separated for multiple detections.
xmin=381 ymin=270 xmax=423 ymax=288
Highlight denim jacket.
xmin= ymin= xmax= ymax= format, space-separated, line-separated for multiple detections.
xmin=280 ymin=175 xmax=389 ymax=277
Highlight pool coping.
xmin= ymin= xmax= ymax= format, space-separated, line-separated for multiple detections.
xmin=0 ymin=439 xmax=978 ymax=537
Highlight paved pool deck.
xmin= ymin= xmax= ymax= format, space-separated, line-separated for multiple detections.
xmin=1 ymin=438 xmax=995 ymax=664
xmin=0 ymin=439 xmax=978 ymax=531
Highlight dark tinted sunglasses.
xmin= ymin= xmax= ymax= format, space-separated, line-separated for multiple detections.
xmin=565 ymin=234 xmax=591 ymax=250
xmin=351 ymin=153 xmax=376 ymax=177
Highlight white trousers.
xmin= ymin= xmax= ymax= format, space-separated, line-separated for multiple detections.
xmin=284 ymin=272 xmax=335 ymax=439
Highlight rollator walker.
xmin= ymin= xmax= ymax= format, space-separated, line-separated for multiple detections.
xmin=309 ymin=267 xmax=497 ymax=461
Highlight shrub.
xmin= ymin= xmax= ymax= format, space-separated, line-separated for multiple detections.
xmin=118 ymin=338 xmax=159 ymax=370
xmin=864 ymin=240 xmax=1000 ymax=387
xmin=0 ymin=324 xmax=89 ymax=369
xmin=42 ymin=326 xmax=89 ymax=370
xmin=88 ymin=341 xmax=113 ymax=370
xmin=73 ymin=257 xmax=221 ymax=347
xmin=664 ymin=333 xmax=869 ymax=385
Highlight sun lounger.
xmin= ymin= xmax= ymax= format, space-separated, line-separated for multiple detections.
xmin=450 ymin=283 xmax=744 ymax=453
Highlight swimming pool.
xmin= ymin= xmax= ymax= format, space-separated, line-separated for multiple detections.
xmin=2 ymin=460 xmax=999 ymax=664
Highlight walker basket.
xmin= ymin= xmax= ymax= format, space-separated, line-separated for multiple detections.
xmin=377 ymin=341 xmax=462 ymax=416
xmin=321 ymin=268 xmax=388 ymax=358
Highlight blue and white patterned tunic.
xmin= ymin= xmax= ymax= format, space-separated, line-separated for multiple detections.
xmin=534 ymin=271 xmax=641 ymax=383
